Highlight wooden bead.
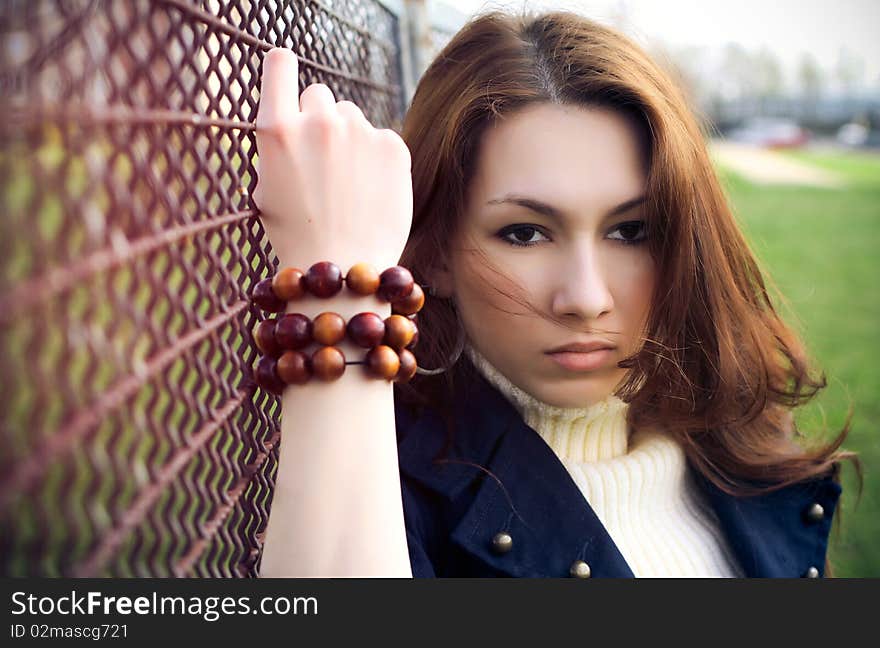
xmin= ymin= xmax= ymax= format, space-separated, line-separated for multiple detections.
xmin=254 ymin=355 xmax=285 ymax=395
xmin=365 ymin=345 xmax=400 ymax=380
xmin=391 ymin=282 xmax=425 ymax=316
xmin=254 ymin=318 xmax=280 ymax=356
xmin=395 ymin=349 xmax=417 ymax=383
xmin=272 ymin=267 xmax=305 ymax=300
xmin=345 ymin=262 xmax=381 ymax=295
xmin=311 ymin=346 xmax=346 ymax=381
xmin=313 ymin=312 xmax=346 ymax=345
xmin=303 ymin=261 xmax=343 ymax=298
xmin=252 ymin=277 xmax=286 ymax=312
xmin=277 ymin=350 xmax=311 ymax=385
xmin=383 ymin=314 xmax=416 ymax=351
xmin=275 ymin=313 xmax=312 ymax=350
xmin=347 ymin=312 xmax=386 ymax=348
xmin=377 ymin=266 xmax=414 ymax=302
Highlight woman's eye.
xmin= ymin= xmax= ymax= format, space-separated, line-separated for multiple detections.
xmin=498 ymin=221 xmax=648 ymax=248
xmin=607 ymin=220 xmax=647 ymax=245
xmin=498 ymin=225 xmax=550 ymax=248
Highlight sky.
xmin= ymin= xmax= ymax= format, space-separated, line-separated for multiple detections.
xmin=436 ymin=0 xmax=880 ymax=91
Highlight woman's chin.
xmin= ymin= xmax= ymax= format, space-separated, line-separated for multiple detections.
xmin=527 ymin=381 xmax=617 ymax=409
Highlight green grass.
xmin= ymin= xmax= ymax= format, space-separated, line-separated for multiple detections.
xmin=716 ymin=148 xmax=880 ymax=577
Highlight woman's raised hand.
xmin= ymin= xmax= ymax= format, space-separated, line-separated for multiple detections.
xmin=253 ymin=48 xmax=414 ymax=272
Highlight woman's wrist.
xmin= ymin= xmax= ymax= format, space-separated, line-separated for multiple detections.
xmin=272 ymin=293 xmax=396 ymax=400
xmin=280 ymin=291 xmax=393 ymax=359
xmin=251 ymin=259 xmax=419 ymax=393
xmin=271 ymin=254 xmax=405 ymax=284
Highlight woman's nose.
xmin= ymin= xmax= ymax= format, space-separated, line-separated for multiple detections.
xmin=550 ymin=245 xmax=614 ymax=321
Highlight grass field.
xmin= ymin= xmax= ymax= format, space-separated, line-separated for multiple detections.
xmin=715 ymin=147 xmax=880 ymax=577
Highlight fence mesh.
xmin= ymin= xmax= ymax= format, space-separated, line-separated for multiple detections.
xmin=0 ymin=0 xmax=405 ymax=577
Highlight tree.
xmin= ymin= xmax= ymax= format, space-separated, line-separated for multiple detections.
xmin=797 ymin=53 xmax=823 ymax=120
xmin=752 ymin=47 xmax=783 ymax=112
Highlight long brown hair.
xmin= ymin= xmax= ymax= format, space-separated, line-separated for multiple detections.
xmin=394 ymin=8 xmax=859 ymax=530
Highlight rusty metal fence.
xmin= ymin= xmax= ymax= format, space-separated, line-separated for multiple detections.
xmin=0 ymin=0 xmax=407 ymax=577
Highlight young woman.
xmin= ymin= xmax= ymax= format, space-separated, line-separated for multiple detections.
xmin=255 ymin=10 xmax=857 ymax=578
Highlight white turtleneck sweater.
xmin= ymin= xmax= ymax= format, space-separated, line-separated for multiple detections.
xmin=464 ymin=343 xmax=744 ymax=578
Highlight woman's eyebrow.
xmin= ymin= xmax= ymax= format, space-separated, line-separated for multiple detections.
xmin=485 ymin=194 xmax=647 ymax=221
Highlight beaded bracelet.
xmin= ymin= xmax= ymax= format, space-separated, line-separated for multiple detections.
xmin=253 ymin=311 xmax=419 ymax=357
xmin=251 ymin=261 xmax=425 ymax=315
xmin=250 ymin=261 xmax=427 ymax=395
xmin=252 ymin=311 xmax=419 ymax=394
xmin=254 ymin=344 xmax=418 ymax=395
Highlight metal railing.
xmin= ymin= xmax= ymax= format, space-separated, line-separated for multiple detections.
xmin=0 ymin=0 xmax=407 ymax=577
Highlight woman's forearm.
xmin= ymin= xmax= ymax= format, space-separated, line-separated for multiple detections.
xmin=257 ymin=288 xmax=413 ymax=578
xmin=253 ymin=47 xmax=415 ymax=577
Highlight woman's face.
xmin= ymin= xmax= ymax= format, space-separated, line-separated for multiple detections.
xmin=439 ymin=102 xmax=656 ymax=407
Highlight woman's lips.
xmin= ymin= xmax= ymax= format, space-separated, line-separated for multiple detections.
xmin=546 ymin=349 xmax=615 ymax=371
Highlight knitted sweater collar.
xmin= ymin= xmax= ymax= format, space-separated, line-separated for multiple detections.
xmin=464 ymin=342 xmax=631 ymax=462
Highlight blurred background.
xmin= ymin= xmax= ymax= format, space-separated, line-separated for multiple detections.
xmin=413 ymin=0 xmax=880 ymax=577
xmin=416 ymin=0 xmax=880 ymax=150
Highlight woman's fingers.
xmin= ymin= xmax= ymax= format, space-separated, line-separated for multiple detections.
xmin=257 ymin=48 xmax=300 ymax=129
xmin=299 ymin=82 xmax=336 ymax=114
xmin=257 ymin=47 xmax=364 ymax=129
xmin=252 ymin=43 xmax=412 ymax=271
xmin=335 ymin=100 xmax=370 ymax=126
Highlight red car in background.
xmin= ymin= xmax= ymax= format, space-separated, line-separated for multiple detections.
xmin=727 ymin=118 xmax=811 ymax=148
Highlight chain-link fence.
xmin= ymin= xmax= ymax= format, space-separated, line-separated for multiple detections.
xmin=0 ymin=0 xmax=415 ymax=577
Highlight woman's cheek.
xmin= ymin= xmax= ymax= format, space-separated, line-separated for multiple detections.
xmin=625 ymin=254 xmax=656 ymax=332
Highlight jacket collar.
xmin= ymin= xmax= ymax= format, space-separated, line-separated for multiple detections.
xmin=397 ymin=367 xmax=841 ymax=577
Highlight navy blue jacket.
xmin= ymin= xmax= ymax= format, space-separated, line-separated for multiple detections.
xmin=395 ymin=369 xmax=842 ymax=578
